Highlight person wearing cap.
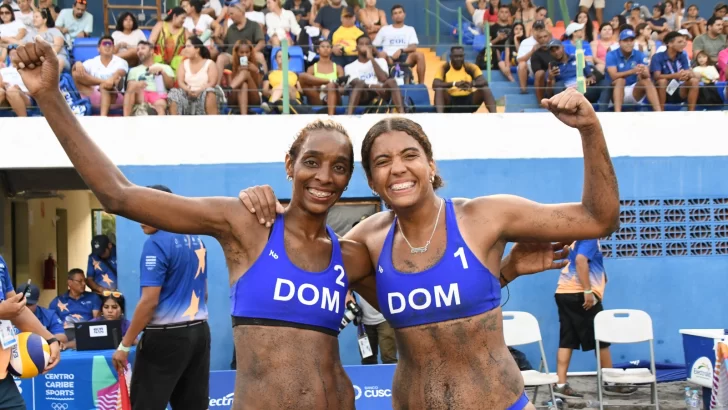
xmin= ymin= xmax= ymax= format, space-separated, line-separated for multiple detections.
xmin=54 ymin=0 xmax=92 ymax=45
xmin=332 ymin=7 xmax=363 ymax=66
xmin=562 ymin=22 xmax=594 ymax=62
xmin=515 ymin=20 xmax=554 ymax=97
xmin=650 ymin=30 xmax=700 ymax=111
xmin=546 ymin=39 xmax=602 ymax=102
xmin=433 ymin=45 xmax=497 ymax=113
xmin=313 ymin=0 xmax=354 ymax=39
xmin=692 ymin=16 xmax=727 ymax=64
xmin=605 ymin=28 xmax=661 ymax=112
xmin=620 ymin=1 xmax=651 ymax=20
xmin=50 ymin=268 xmax=102 ymax=323
xmin=86 ymin=234 xmax=119 ymax=293
xmin=14 ymin=283 xmax=68 ymax=345
xmin=627 ymin=3 xmax=645 ymax=29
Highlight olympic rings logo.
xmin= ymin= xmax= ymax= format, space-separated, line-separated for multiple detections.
xmin=51 ymin=403 xmax=69 ymax=410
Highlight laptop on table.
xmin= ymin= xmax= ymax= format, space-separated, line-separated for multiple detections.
xmin=74 ymin=320 xmax=122 ymax=351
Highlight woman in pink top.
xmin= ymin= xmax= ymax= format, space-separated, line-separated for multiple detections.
xmin=590 ymin=22 xmax=614 ymax=75
xmin=167 ymin=36 xmax=224 ymax=114
xmin=717 ymin=47 xmax=728 ymax=81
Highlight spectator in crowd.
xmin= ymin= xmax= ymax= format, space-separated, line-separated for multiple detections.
xmin=574 ymin=11 xmax=595 ymax=43
xmin=202 ymin=0 xmax=223 ymax=19
xmin=111 ymin=12 xmax=148 ymax=66
xmin=562 ymin=22 xmax=594 ymax=63
xmin=503 ymin=22 xmax=525 ymax=81
xmin=168 ymin=36 xmax=223 ymax=115
xmin=123 ymin=41 xmax=175 ymax=116
xmin=373 ymin=5 xmax=425 ymax=84
xmin=86 ymin=234 xmax=118 ymax=292
xmin=0 ymin=0 xmax=18 ymax=12
xmin=15 ymin=283 xmax=68 ymax=344
xmin=55 ymin=0 xmax=92 ymax=45
xmin=50 ymin=268 xmax=102 ymax=323
xmin=693 ymin=50 xmax=720 ymax=84
xmin=651 ymin=30 xmax=700 ymax=111
xmin=265 ymin=0 xmax=301 ymax=47
xmin=467 ymin=0 xmax=495 ymax=29
xmin=216 ymin=2 xmax=266 ymax=84
xmin=606 ymin=29 xmax=661 ymax=112
xmin=71 ymin=35 xmax=128 ymax=116
xmin=314 ymin=0 xmax=352 ymax=39
xmin=512 ymin=0 xmax=536 ymax=36
xmin=579 ymin=0 xmax=604 ymax=26
xmin=718 ymin=46 xmax=728 ymax=81
xmin=591 ymin=22 xmax=615 ymax=74
xmin=610 ymin=23 xmax=635 ymax=51
xmin=627 ymin=4 xmax=645 ymax=33
xmin=261 ymin=49 xmax=302 ymax=110
xmin=0 ymin=64 xmax=31 ymax=115
xmin=534 ymin=6 xmax=554 ymax=31
xmin=0 ymin=3 xmax=27 ymax=47
xmin=149 ymin=6 xmax=187 ymax=72
xmin=553 ymin=240 xmax=637 ymax=399
xmin=284 ymin=0 xmax=312 ymax=27
xmin=227 ymin=41 xmax=263 ymax=114
xmin=31 ymin=8 xmax=67 ymax=74
xmin=433 ymin=45 xmax=496 ymax=113
xmin=516 ymin=20 xmax=553 ymax=99
xmin=681 ymin=4 xmax=706 ymax=38
xmin=38 ymin=0 xmax=59 ymax=20
xmin=546 ymin=39 xmax=611 ymax=110
xmin=692 ymin=16 xmax=726 ymax=64
xmin=715 ymin=3 xmax=728 ymax=19
xmin=242 ymin=0 xmax=266 ymax=27
xmin=349 ymin=291 xmax=397 ymax=365
xmin=634 ymin=22 xmax=656 ymax=61
xmin=182 ymin=0 xmax=220 ymax=58
xmin=358 ymin=0 xmax=386 ymax=39
xmin=345 ymin=34 xmax=403 ymax=114
xmin=332 ymin=7 xmax=363 ymax=66
xmin=13 ymin=0 xmax=31 ymax=32
xmin=475 ymin=4 xmax=512 ymax=81
xmin=93 ymin=292 xmax=133 ymax=340
xmin=662 ymin=0 xmax=681 ymax=32
xmin=620 ymin=1 xmax=651 ymax=20
xmin=299 ymin=39 xmax=343 ymax=115
xmin=610 ymin=14 xmax=627 ymax=32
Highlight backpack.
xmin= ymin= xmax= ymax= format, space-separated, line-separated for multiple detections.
xmin=59 ymin=73 xmax=92 ymax=116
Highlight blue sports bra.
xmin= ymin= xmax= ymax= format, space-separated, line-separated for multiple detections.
xmin=230 ymin=213 xmax=349 ymax=336
xmin=375 ymin=199 xmax=501 ymax=329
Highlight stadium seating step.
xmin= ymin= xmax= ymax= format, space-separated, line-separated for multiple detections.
xmin=504 ymin=93 xmax=541 ymax=113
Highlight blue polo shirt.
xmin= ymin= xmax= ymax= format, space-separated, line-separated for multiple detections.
xmin=0 ymin=255 xmax=14 ymax=300
xmin=649 ymin=50 xmax=690 ymax=76
xmin=562 ymin=40 xmax=593 ymax=57
xmin=14 ymin=306 xmax=65 ymax=336
xmin=140 ymin=231 xmax=209 ymax=325
xmin=87 ymin=249 xmax=118 ymax=290
xmin=557 ymin=239 xmax=607 ymax=299
xmin=553 ymin=54 xmax=595 ymax=87
xmin=49 ymin=291 xmax=101 ymax=322
xmin=606 ymin=47 xmax=650 ymax=85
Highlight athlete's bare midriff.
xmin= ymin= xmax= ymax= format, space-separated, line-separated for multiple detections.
xmin=232 ymin=325 xmax=354 ymax=410
xmin=391 ymin=308 xmax=525 ymax=410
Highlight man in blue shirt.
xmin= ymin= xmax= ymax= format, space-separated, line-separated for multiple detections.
xmin=15 ymin=283 xmax=67 ymax=344
xmin=112 ymin=185 xmax=210 ymax=410
xmin=650 ymin=30 xmax=700 ymax=110
xmin=86 ymin=234 xmax=118 ymax=293
xmin=49 ymin=268 xmax=102 ymax=324
xmin=0 ymin=255 xmax=62 ymax=408
xmin=546 ymin=39 xmax=604 ymax=103
xmin=606 ymin=29 xmax=662 ymax=112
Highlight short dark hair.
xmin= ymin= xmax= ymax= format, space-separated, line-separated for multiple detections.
xmin=189 ymin=36 xmax=211 ymax=59
xmin=391 ymin=4 xmax=404 ymax=13
xmin=114 ymin=12 xmax=139 ymax=32
xmin=356 ymin=34 xmax=371 ymax=45
xmin=147 ymin=184 xmax=173 ymax=193
xmin=663 ymin=30 xmax=683 ymax=44
xmin=707 ymin=15 xmax=720 ymax=26
xmin=137 ymin=40 xmax=153 ymax=48
xmin=98 ymin=35 xmax=114 ymax=46
xmin=499 ymin=4 xmax=510 ymax=10
xmin=39 ymin=8 xmax=56 ymax=28
xmin=68 ymin=268 xmax=85 ymax=280
xmin=450 ymin=45 xmax=464 ymax=53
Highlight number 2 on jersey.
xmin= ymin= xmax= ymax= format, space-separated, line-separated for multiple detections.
xmin=334 ymin=265 xmax=346 ymax=287
xmin=454 ymin=247 xmax=469 ymax=269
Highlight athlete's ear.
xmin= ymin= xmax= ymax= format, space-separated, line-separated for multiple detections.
xmin=284 ymin=153 xmax=294 ymax=180
xmin=428 ymin=160 xmax=437 ymax=183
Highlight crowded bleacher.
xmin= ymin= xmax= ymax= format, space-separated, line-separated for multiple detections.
xmin=0 ymin=0 xmax=726 ymax=115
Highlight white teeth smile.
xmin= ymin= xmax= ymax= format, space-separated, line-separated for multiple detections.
xmin=391 ymin=182 xmax=415 ymax=191
xmin=308 ymin=188 xmax=333 ymax=198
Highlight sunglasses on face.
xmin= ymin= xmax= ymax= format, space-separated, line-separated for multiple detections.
xmin=101 ymin=41 xmax=113 ymax=47
xmin=0 ymin=11 xmax=11 ymax=15
xmin=102 ymin=290 xmax=122 ymax=298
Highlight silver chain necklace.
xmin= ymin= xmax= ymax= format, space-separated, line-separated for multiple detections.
xmin=397 ymin=198 xmax=444 ymax=254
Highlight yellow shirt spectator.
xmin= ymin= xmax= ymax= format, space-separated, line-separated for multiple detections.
xmin=434 ymin=62 xmax=483 ymax=97
xmin=266 ymin=70 xmax=301 ymax=98
xmin=333 ymin=26 xmax=364 ymax=56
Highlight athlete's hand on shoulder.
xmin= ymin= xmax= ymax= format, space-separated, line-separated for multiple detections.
xmin=10 ymin=36 xmax=60 ymax=98
xmin=238 ymin=185 xmax=285 ymax=227
xmin=507 ymin=241 xmax=570 ymax=276
xmin=540 ymin=88 xmax=598 ymax=131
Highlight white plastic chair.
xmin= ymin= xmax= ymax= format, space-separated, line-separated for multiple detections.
xmin=594 ymin=309 xmax=659 ymax=410
xmin=502 ymin=311 xmax=558 ymax=407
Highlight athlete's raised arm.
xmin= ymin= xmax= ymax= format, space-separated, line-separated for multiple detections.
xmin=476 ymin=88 xmax=620 ymax=242
xmin=11 ymin=40 xmax=236 ymax=237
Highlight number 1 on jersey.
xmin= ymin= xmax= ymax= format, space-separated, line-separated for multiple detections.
xmin=454 ymin=247 xmax=468 ymax=269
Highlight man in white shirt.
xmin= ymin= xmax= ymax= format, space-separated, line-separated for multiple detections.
xmin=55 ymin=0 xmax=93 ymax=45
xmin=344 ymin=34 xmax=404 ymax=115
xmin=372 ymin=4 xmax=425 ymax=84
xmin=71 ymin=35 xmax=129 ymax=116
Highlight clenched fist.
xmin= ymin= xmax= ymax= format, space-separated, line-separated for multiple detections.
xmin=540 ymin=88 xmax=599 ymax=131
xmin=10 ymin=36 xmax=60 ymax=98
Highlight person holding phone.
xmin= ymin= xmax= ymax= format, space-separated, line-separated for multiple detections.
xmin=123 ymin=40 xmax=176 ymax=116
xmin=226 ymin=41 xmax=262 ymax=114
xmin=476 ymin=4 xmax=513 ymax=81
